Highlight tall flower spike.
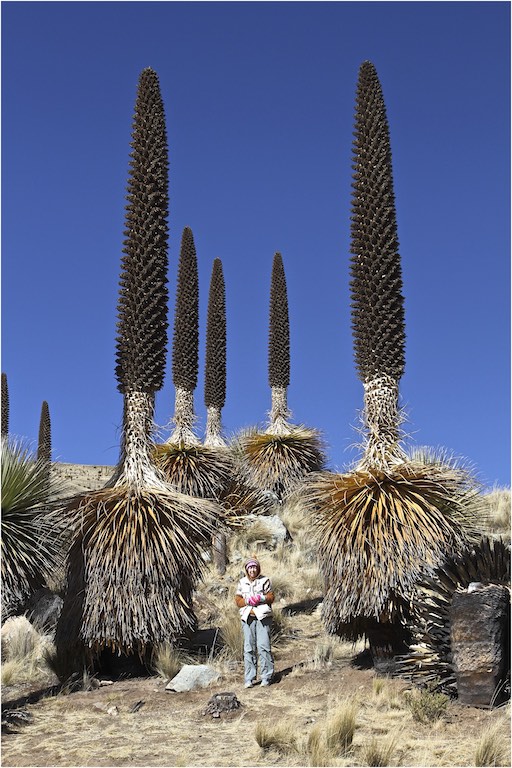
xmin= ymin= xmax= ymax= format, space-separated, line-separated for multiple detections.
xmin=37 ymin=401 xmax=52 ymax=465
xmin=115 ymin=67 xmax=169 ymax=395
xmin=267 ymin=252 xmax=291 ymax=434
xmin=170 ymin=226 xmax=199 ymax=444
xmin=1 ymin=372 xmax=8 ymax=437
xmin=204 ymin=258 xmax=227 ymax=447
xmin=350 ymin=60 xmax=406 ymax=469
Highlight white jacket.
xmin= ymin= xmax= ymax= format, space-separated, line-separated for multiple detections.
xmin=236 ymin=574 xmax=273 ymax=622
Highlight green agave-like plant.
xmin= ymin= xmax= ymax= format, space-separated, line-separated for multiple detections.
xmin=304 ymin=62 xmax=480 ymax=656
xmin=240 ymin=252 xmax=325 ymax=502
xmin=56 ymin=69 xmax=220 ymax=674
xmin=1 ymin=437 xmax=66 ymax=619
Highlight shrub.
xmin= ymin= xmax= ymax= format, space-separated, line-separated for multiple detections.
xmin=404 ymin=684 xmax=448 ymax=723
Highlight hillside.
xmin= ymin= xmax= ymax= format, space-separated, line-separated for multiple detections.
xmin=1 ymin=487 xmax=511 ymax=767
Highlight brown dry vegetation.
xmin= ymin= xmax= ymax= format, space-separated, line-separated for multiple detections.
xmin=2 ymin=492 xmax=511 ymax=767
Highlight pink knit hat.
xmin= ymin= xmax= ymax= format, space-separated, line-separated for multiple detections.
xmin=244 ymin=557 xmax=261 ymax=574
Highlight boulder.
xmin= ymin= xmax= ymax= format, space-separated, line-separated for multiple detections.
xmin=165 ymin=664 xmax=220 ymax=692
xmin=23 ymin=588 xmax=63 ymax=634
xmin=450 ymin=583 xmax=510 ymax=707
xmin=246 ymin=514 xmax=292 ymax=550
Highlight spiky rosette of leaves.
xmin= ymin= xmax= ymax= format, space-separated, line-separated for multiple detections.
xmin=37 ymin=400 xmax=51 ymax=465
xmin=350 ymin=60 xmax=405 ymax=385
xmin=115 ymin=67 xmax=169 ymax=395
xmin=1 ymin=372 xmax=8 ymax=437
xmin=395 ymin=537 xmax=510 ymax=695
xmin=55 ymin=487 xmax=219 ymax=663
xmin=239 ymin=427 xmax=326 ymax=502
xmin=153 ymin=443 xmax=234 ymax=500
xmin=303 ymin=454 xmax=482 ymax=641
xmin=1 ymin=437 xmax=67 ymax=619
xmin=204 ymin=258 xmax=227 ymax=447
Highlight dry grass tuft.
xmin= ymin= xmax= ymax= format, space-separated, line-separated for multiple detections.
xmin=482 ymin=487 xmax=511 ymax=538
xmin=150 ymin=642 xmax=193 ymax=681
xmin=474 ymin=721 xmax=511 ymax=767
xmin=360 ymin=733 xmax=398 ymax=766
xmin=324 ymin=699 xmax=358 ymax=753
xmin=403 ymin=684 xmax=449 ymax=723
xmin=255 ymin=720 xmax=299 ymax=754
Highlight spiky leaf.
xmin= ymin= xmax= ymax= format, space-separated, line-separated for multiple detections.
xmin=153 ymin=443 xmax=233 ymax=499
xmin=115 ymin=67 xmax=169 ymax=394
xmin=204 ymin=258 xmax=226 ymax=410
xmin=350 ymin=61 xmax=405 ymax=383
xmin=268 ymin=252 xmax=290 ymax=389
xmin=241 ymin=427 xmax=325 ymax=501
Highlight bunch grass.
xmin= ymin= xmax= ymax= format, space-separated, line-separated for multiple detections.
xmin=255 ymin=720 xmax=299 ymax=754
xmin=474 ymin=721 xmax=511 ymax=767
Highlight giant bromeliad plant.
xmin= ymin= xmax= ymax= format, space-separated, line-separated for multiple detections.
xmin=154 ymin=231 xmax=233 ymax=500
xmin=304 ymin=61 xmax=482 ymax=658
xmin=239 ymin=252 xmax=325 ymax=502
xmin=55 ymin=69 xmax=219 ymax=673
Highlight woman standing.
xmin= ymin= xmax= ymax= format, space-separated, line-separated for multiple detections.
xmin=235 ymin=557 xmax=275 ymax=687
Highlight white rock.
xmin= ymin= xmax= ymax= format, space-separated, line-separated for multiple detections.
xmin=165 ymin=664 xmax=220 ymax=692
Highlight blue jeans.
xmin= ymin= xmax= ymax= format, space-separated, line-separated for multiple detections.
xmin=242 ymin=615 xmax=274 ymax=684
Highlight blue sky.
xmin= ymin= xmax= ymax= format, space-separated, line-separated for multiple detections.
xmin=2 ymin=1 xmax=510 ymax=490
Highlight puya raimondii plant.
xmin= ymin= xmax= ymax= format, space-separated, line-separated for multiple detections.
xmin=55 ymin=69 xmax=219 ymax=675
xmin=239 ymin=252 xmax=325 ymax=502
xmin=153 ymin=232 xmax=233 ymax=500
xmin=304 ymin=62 xmax=481 ymax=657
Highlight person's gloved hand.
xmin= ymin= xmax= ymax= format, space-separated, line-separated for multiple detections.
xmin=247 ymin=595 xmax=260 ymax=607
